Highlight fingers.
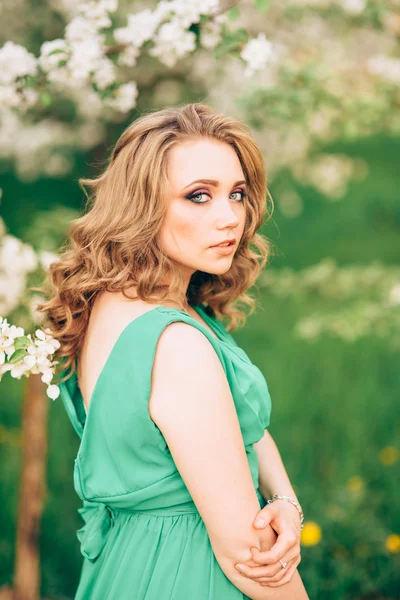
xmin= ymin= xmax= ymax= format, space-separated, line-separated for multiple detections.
xmin=253 ymin=504 xmax=276 ymax=529
xmin=235 ymin=562 xmax=276 ymax=580
xmin=250 ymin=531 xmax=298 ymax=565
xmin=261 ymin=555 xmax=301 ymax=587
xmin=236 ymin=546 xmax=301 ymax=583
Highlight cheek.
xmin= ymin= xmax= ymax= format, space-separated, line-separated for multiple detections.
xmin=175 ymin=217 xmax=196 ymax=239
xmin=161 ymin=203 xmax=200 ymax=249
xmin=233 ymin=207 xmax=246 ymax=241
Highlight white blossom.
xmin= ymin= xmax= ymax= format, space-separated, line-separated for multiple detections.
xmin=388 ymin=283 xmax=400 ymax=307
xmin=37 ymin=250 xmax=59 ymax=270
xmin=0 ymin=86 xmax=21 ymax=109
xmin=0 ymin=108 xmax=103 ymax=181
xmin=92 ymin=58 xmax=117 ymax=90
xmin=50 ymin=0 xmax=81 ymax=17
xmin=339 ymin=0 xmax=366 ymax=15
xmin=79 ymin=1 xmax=114 ymax=29
xmin=292 ymin=154 xmax=357 ymax=199
xmin=149 ymin=20 xmax=196 ymax=68
xmin=105 ymin=81 xmax=138 ymax=113
xmin=117 ymin=45 xmax=140 ymax=68
xmin=240 ymin=33 xmax=274 ymax=77
xmin=200 ymin=14 xmax=227 ymax=50
xmin=153 ymin=0 xmax=176 ymax=22
xmin=41 ymin=369 xmax=54 ymax=385
xmin=114 ymin=9 xmax=163 ymax=48
xmin=0 ymin=318 xmax=61 ymax=399
xmin=66 ymin=16 xmax=100 ymax=43
xmin=0 ymin=272 xmax=25 ymax=315
xmin=43 ymin=154 xmax=74 ymax=177
xmin=68 ymin=37 xmax=105 ymax=82
xmin=10 ymin=362 xmax=31 ymax=378
xmin=0 ymin=41 xmax=37 ymax=85
xmin=0 ymin=235 xmax=38 ymax=274
xmin=169 ymin=0 xmax=220 ymax=28
xmin=367 ymin=54 xmax=400 ymax=85
xmin=8 ymin=324 xmax=25 ymax=338
xmin=35 ymin=329 xmax=46 ymax=341
xmin=47 ymin=384 xmax=60 ymax=400
xmin=24 ymin=354 xmax=37 ymax=369
xmin=30 ymin=295 xmax=46 ymax=324
xmin=39 ymin=39 xmax=69 ymax=72
xmin=0 ymin=318 xmax=20 ymax=365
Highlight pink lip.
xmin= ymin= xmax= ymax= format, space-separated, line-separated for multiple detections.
xmin=210 ymin=243 xmax=235 ymax=255
xmin=210 ymin=239 xmax=236 ymax=247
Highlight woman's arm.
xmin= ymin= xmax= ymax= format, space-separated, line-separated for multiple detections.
xmin=254 ymin=430 xmax=299 ymax=504
xmin=229 ymin=430 xmax=304 ymax=590
xmin=150 ymin=322 xmax=309 ymax=599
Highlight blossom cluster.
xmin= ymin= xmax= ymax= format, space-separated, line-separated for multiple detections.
xmin=259 ymin=258 xmax=400 ymax=345
xmin=0 ymin=317 xmax=60 ymax=400
xmin=0 ymin=0 xmax=275 ymax=114
xmin=0 ymin=109 xmax=104 ymax=180
xmin=0 ymin=0 xmax=277 ymax=178
xmin=2 ymin=0 xmax=398 ymax=188
xmin=0 ymin=218 xmax=58 ymax=316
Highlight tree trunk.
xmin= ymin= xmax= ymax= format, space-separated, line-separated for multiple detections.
xmin=12 ymin=374 xmax=48 ymax=600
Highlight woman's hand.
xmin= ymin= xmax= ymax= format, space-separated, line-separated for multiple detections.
xmin=234 ymin=500 xmax=302 ymax=588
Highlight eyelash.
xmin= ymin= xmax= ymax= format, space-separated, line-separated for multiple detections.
xmin=185 ymin=189 xmax=247 ymax=204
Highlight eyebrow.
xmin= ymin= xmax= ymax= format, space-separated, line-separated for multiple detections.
xmin=183 ymin=178 xmax=247 ymax=189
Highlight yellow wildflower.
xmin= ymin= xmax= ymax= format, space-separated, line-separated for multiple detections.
xmin=379 ymin=446 xmax=399 ymax=465
xmin=347 ymin=475 xmax=364 ymax=492
xmin=385 ymin=534 xmax=400 ymax=553
xmin=301 ymin=521 xmax=322 ymax=546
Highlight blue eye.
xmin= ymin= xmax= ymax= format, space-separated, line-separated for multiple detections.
xmin=231 ymin=190 xmax=247 ymax=202
xmin=185 ymin=190 xmax=247 ymax=204
xmin=186 ymin=191 xmax=209 ymax=204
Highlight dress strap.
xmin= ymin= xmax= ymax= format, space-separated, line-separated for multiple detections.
xmin=57 ymin=303 xmax=228 ymax=440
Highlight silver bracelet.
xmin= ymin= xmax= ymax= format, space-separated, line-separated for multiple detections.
xmin=266 ymin=494 xmax=304 ymax=530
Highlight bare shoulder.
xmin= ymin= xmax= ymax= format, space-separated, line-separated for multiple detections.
xmin=148 ymin=320 xmax=225 ymax=421
xmin=155 ymin=320 xmax=219 ymax=361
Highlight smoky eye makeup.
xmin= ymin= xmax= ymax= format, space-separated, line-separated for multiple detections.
xmin=185 ymin=188 xmax=247 ymax=204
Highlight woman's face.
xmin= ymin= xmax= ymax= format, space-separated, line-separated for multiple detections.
xmin=157 ymin=137 xmax=247 ymax=278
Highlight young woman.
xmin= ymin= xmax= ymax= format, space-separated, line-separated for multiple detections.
xmin=40 ymin=103 xmax=309 ymax=599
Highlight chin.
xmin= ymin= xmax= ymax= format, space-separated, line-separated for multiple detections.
xmin=201 ymin=260 xmax=234 ymax=275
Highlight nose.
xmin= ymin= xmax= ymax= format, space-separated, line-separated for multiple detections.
xmin=214 ymin=197 xmax=241 ymax=230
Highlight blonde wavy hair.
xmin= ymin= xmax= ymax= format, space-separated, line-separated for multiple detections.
xmin=36 ymin=102 xmax=274 ymax=382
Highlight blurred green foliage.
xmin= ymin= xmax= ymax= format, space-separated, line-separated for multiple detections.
xmin=0 ymin=132 xmax=399 ymax=598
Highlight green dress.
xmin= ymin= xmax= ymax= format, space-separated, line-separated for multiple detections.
xmin=59 ymin=303 xmax=272 ymax=599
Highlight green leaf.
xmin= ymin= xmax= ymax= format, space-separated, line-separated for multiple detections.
xmin=40 ymin=91 xmax=53 ymax=107
xmin=8 ymin=349 xmax=27 ymax=365
xmin=24 ymin=75 xmax=37 ymax=88
xmin=228 ymin=5 xmax=241 ymax=20
xmin=235 ymin=28 xmax=249 ymax=41
xmin=214 ymin=39 xmax=240 ymax=59
xmin=254 ymin=0 xmax=270 ymax=12
xmin=48 ymin=48 xmax=67 ymax=56
xmin=14 ymin=336 xmax=32 ymax=350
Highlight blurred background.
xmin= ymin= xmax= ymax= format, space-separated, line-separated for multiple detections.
xmin=0 ymin=1 xmax=399 ymax=599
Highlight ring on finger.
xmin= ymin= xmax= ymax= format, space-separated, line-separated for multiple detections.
xmin=279 ymin=559 xmax=288 ymax=569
